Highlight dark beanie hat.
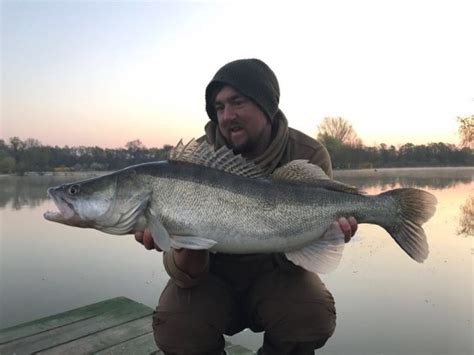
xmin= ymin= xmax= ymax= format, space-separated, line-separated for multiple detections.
xmin=205 ymin=59 xmax=280 ymax=122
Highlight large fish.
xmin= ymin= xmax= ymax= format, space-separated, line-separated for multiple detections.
xmin=44 ymin=140 xmax=437 ymax=273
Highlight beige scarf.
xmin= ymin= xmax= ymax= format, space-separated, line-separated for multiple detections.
xmin=203 ymin=109 xmax=289 ymax=173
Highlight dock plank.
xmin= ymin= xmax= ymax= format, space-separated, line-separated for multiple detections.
xmin=37 ymin=316 xmax=155 ymax=354
xmin=94 ymin=332 xmax=160 ymax=355
xmin=0 ymin=297 xmax=255 ymax=354
xmin=0 ymin=298 xmax=152 ymax=355
xmin=0 ymin=297 xmax=134 ymax=345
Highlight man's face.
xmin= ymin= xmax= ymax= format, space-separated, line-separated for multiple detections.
xmin=214 ymin=85 xmax=271 ymax=158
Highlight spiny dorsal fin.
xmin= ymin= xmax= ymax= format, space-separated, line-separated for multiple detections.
xmin=272 ymin=160 xmax=362 ymax=194
xmin=168 ymin=139 xmax=267 ymax=178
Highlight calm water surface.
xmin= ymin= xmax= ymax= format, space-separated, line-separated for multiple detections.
xmin=0 ymin=167 xmax=472 ymax=354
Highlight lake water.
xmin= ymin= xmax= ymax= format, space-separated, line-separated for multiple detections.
xmin=0 ymin=167 xmax=472 ymax=354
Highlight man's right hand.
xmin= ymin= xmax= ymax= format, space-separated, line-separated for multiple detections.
xmin=134 ymin=229 xmax=209 ymax=277
xmin=135 ymin=229 xmax=162 ymax=251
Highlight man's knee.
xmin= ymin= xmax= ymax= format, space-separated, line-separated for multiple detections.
xmin=255 ymin=300 xmax=336 ymax=355
xmin=152 ymin=277 xmax=234 ymax=354
xmin=153 ymin=311 xmax=225 ymax=354
xmin=260 ymin=298 xmax=336 ymax=343
xmin=250 ymin=265 xmax=337 ymax=343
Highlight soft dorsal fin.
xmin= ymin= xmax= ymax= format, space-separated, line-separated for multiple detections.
xmin=272 ymin=160 xmax=361 ymax=194
xmin=272 ymin=160 xmax=331 ymax=181
xmin=168 ymin=139 xmax=267 ymax=178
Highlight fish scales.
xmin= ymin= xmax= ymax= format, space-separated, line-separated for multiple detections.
xmin=134 ymin=162 xmax=384 ymax=253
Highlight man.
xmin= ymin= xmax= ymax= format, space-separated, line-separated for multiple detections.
xmin=136 ymin=59 xmax=357 ymax=354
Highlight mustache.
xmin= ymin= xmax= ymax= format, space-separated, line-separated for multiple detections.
xmin=228 ymin=121 xmax=244 ymax=130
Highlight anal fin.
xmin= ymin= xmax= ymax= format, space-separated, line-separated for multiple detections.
xmin=285 ymin=222 xmax=345 ymax=274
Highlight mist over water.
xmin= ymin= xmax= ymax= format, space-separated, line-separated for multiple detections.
xmin=1 ymin=167 xmax=472 ymax=354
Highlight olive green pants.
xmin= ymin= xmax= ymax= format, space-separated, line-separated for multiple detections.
xmin=153 ymin=254 xmax=336 ymax=355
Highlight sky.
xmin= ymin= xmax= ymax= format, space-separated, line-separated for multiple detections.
xmin=1 ymin=0 xmax=473 ymax=149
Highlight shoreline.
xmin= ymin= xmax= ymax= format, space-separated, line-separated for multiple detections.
xmin=1 ymin=165 xmax=473 ymax=178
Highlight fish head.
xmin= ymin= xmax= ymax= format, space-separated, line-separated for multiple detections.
xmin=44 ymin=174 xmax=118 ymax=228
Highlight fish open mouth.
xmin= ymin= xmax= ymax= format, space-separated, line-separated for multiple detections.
xmin=44 ymin=187 xmax=76 ymax=222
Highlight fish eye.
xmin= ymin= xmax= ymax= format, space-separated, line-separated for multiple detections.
xmin=68 ymin=185 xmax=80 ymax=195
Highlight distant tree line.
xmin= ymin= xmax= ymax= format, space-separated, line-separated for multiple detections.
xmin=317 ymin=116 xmax=473 ymax=169
xmin=1 ymin=130 xmax=472 ymax=175
xmin=0 ymin=138 xmax=173 ymax=175
xmin=322 ymin=140 xmax=473 ymax=169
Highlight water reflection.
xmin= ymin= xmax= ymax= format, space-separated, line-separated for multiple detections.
xmin=334 ymin=167 xmax=473 ymax=190
xmin=457 ymin=195 xmax=474 ymax=237
xmin=1 ymin=167 xmax=473 ymax=353
xmin=0 ymin=173 xmax=101 ymax=210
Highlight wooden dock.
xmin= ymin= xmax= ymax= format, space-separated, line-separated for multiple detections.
xmin=0 ymin=297 xmax=254 ymax=354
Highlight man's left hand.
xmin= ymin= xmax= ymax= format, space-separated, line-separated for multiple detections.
xmin=338 ymin=217 xmax=358 ymax=243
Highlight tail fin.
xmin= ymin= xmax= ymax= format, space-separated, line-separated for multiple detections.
xmin=381 ymin=188 xmax=437 ymax=262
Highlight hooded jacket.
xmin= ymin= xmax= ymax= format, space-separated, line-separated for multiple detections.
xmin=163 ymin=112 xmax=333 ymax=288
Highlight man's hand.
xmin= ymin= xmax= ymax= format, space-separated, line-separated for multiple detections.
xmin=135 ymin=229 xmax=162 ymax=251
xmin=134 ymin=229 xmax=208 ymax=277
xmin=338 ymin=216 xmax=358 ymax=243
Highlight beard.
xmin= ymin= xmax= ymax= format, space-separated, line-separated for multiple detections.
xmin=228 ymin=134 xmax=260 ymax=157
xmin=220 ymin=119 xmax=272 ymax=159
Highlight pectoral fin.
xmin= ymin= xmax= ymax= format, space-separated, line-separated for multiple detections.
xmin=284 ymin=222 xmax=345 ymax=274
xmin=170 ymin=236 xmax=217 ymax=250
xmin=147 ymin=217 xmax=171 ymax=252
